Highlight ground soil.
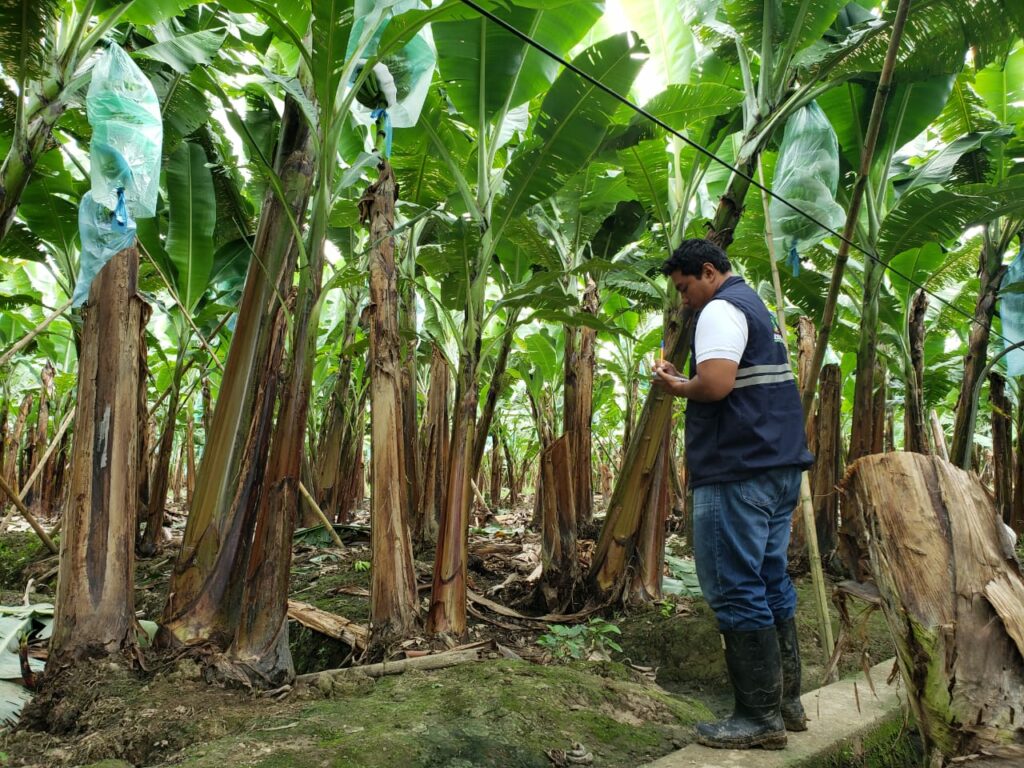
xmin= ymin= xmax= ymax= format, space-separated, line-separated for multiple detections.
xmin=0 ymin=498 xmax=896 ymax=768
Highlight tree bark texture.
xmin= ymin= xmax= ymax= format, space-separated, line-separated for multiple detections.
xmin=399 ymin=269 xmax=420 ymax=536
xmin=626 ymin=428 xmax=670 ymax=604
xmin=427 ymin=355 xmax=476 ymax=636
xmin=503 ymin=435 xmax=517 ymax=507
xmin=2 ymin=395 xmax=31 ymax=492
xmin=50 ymin=246 xmax=147 ymax=665
xmin=990 ymin=373 xmax=1013 ymax=525
xmin=849 ymin=257 xmax=885 ymax=462
xmin=416 ymin=346 xmax=449 ymax=547
xmin=160 ymin=97 xmax=313 ymax=648
xmin=840 ymin=453 xmax=1024 ymax=766
xmin=363 ymin=160 xmax=419 ymax=644
xmin=796 ymin=317 xmax=816 ymax=411
xmin=950 ymin=240 xmax=1006 ymax=469
xmin=904 ymin=289 xmax=930 ymax=454
xmin=538 ymin=435 xmax=578 ymax=612
xmin=471 ymin=317 xmax=517 ymax=478
xmin=568 ymin=280 xmax=599 ymax=525
xmin=488 ymin=433 xmax=502 ymax=508
xmin=139 ymin=359 xmax=184 ymax=556
xmin=27 ymin=362 xmax=55 ymax=514
xmin=812 ymin=364 xmax=842 ymax=557
xmin=1013 ymin=384 xmax=1024 ymax=535
xmin=226 ymin=269 xmax=319 ymax=686
xmin=870 ymin=367 xmax=887 ymax=456
xmin=588 ymin=308 xmax=691 ymax=600
xmin=314 ymin=303 xmax=361 ymax=522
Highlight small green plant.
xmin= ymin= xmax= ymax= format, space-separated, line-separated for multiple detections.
xmin=659 ymin=599 xmax=674 ymax=618
xmin=353 ymin=560 xmax=371 ymax=573
xmin=536 ymin=618 xmax=623 ymax=661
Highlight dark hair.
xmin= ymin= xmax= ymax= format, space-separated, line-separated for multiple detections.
xmin=661 ymin=238 xmax=731 ymax=277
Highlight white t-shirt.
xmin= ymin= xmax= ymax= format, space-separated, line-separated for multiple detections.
xmin=694 ymin=299 xmax=749 ymax=364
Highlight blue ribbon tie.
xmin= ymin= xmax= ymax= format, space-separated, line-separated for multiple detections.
xmin=371 ymin=108 xmax=393 ymax=158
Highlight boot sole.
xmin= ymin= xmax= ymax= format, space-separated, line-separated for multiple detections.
xmin=784 ymin=719 xmax=808 ymax=732
xmin=696 ymin=731 xmax=788 ymax=750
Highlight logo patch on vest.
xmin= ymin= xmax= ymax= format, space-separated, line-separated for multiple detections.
xmin=771 ymin=316 xmax=785 ymax=344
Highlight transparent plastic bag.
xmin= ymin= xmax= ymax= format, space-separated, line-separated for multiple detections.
xmin=1000 ymin=245 xmax=1024 ymax=377
xmin=87 ymin=44 xmax=162 ymax=219
xmin=346 ymin=1 xmax=436 ymax=135
xmin=769 ymin=102 xmax=845 ymax=274
xmin=72 ymin=191 xmax=137 ymax=307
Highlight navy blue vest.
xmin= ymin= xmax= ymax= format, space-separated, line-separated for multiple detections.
xmin=685 ymin=276 xmax=814 ymax=487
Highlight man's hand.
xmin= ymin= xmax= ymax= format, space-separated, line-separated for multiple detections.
xmin=652 ymin=360 xmax=689 ymax=396
xmin=652 ymin=358 xmax=738 ymax=401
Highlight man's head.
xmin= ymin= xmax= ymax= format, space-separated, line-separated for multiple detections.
xmin=661 ymin=239 xmax=732 ymax=311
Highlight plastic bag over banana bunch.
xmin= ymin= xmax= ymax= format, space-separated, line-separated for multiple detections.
xmin=1000 ymin=244 xmax=1024 ymax=377
xmin=345 ymin=0 xmax=436 ymax=157
xmin=768 ymin=102 xmax=844 ymax=276
xmin=72 ymin=44 xmax=162 ymax=306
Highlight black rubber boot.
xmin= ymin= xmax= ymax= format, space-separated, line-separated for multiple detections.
xmin=696 ymin=627 xmax=787 ymax=750
xmin=776 ymin=617 xmax=808 ymax=731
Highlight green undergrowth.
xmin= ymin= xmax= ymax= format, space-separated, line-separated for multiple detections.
xmin=0 ymin=532 xmax=48 ymax=591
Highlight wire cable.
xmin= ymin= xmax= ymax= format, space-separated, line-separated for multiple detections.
xmin=456 ymin=0 xmax=1016 ymax=346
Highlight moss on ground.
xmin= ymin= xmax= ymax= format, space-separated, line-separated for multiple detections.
xmin=800 ymin=714 xmax=922 ymax=768
xmin=175 ymin=660 xmax=710 ymax=768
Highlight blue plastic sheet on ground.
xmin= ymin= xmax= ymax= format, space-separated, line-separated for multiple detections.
xmin=87 ymin=44 xmax=162 ymax=219
xmin=1001 ymin=245 xmax=1024 ymax=377
xmin=72 ymin=191 xmax=137 ymax=307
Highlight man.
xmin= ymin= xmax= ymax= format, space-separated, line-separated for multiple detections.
xmin=653 ymin=238 xmax=814 ymax=751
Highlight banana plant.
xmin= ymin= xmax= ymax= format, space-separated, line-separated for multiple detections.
xmin=414 ymin=10 xmax=647 ymax=635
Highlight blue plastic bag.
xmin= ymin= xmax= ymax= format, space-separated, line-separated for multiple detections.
xmin=1001 ymin=245 xmax=1024 ymax=377
xmin=72 ymin=191 xmax=137 ymax=307
xmin=87 ymin=45 xmax=162 ymax=218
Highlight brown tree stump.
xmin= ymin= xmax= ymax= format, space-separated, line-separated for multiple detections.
xmin=840 ymin=453 xmax=1024 ymax=766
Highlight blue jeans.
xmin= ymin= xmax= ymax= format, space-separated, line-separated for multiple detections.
xmin=693 ymin=466 xmax=801 ymax=631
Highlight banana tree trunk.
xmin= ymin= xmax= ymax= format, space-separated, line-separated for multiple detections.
xmin=849 ymin=255 xmax=885 ymax=462
xmin=626 ymin=428 xmax=670 ymax=604
xmin=160 ymin=98 xmax=313 ymax=648
xmin=2 ymin=395 xmax=32 ymax=491
xmin=471 ymin=316 xmax=518 ymax=477
xmin=488 ymin=431 xmax=501 ymax=507
xmin=566 ymin=280 xmax=599 ymax=525
xmin=314 ymin=304 xmax=359 ymax=519
xmin=812 ymin=364 xmax=843 ymax=557
xmin=224 ymin=223 xmax=325 ymax=690
xmin=904 ymin=289 xmax=930 ymax=453
xmin=50 ymin=246 xmax=148 ymax=665
xmin=416 ymin=346 xmax=449 ymax=546
xmin=990 ymin=373 xmax=1013 ymax=525
xmin=399 ymin=263 xmax=420 ymax=532
xmin=840 ymin=453 xmax=1024 ymax=766
xmin=538 ymin=435 xmax=578 ymax=612
xmin=588 ymin=307 xmax=690 ymax=600
xmin=871 ymin=367 xmax=887 ymax=455
xmin=139 ymin=355 xmax=185 ymax=556
xmin=950 ymin=237 xmax=1006 ymax=468
xmin=503 ymin=435 xmax=517 ymax=507
xmin=365 ymin=160 xmax=419 ymax=644
xmin=428 ymin=356 xmax=476 ymax=636
xmin=1014 ymin=381 xmax=1024 ymax=535
xmin=26 ymin=362 xmax=55 ymax=513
